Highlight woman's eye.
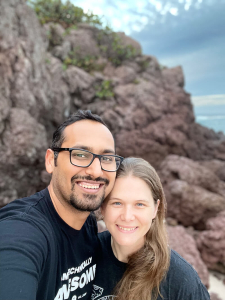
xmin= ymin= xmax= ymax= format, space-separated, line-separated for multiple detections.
xmin=113 ymin=202 xmax=121 ymax=206
xmin=136 ymin=203 xmax=145 ymax=207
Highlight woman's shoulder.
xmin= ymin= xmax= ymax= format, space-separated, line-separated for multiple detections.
xmin=159 ymin=249 xmax=210 ymax=300
xmin=168 ymin=249 xmax=203 ymax=283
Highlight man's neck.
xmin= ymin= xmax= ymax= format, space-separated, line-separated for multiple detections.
xmin=48 ymin=184 xmax=90 ymax=230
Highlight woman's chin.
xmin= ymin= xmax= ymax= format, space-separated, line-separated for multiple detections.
xmin=112 ymin=236 xmax=145 ymax=250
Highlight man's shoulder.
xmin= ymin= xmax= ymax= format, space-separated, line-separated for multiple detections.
xmin=0 ymin=188 xmax=52 ymax=232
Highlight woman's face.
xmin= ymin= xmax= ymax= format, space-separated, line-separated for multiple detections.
xmin=101 ymin=175 xmax=159 ymax=251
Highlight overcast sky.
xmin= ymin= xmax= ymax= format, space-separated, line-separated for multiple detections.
xmin=72 ymin=0 xmax=225 ymax=104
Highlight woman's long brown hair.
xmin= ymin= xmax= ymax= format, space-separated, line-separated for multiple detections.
xmin=113 ymin=157 xmax=170 ymax=300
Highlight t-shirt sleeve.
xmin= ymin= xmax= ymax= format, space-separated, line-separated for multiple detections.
xmin=168 ymin=275 xmax=210 ymax=300
xmin=163 ymin=250 xmax=210 ymax=300
xmin=0 ymin=217 xmax=48 ymax=300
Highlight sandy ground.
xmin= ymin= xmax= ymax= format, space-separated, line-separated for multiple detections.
xmin=208 ymin=271 xmax=225 ymax=300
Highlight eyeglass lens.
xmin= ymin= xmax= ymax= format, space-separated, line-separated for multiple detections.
xmin=70 ymin=149 xmax=120 ymax=171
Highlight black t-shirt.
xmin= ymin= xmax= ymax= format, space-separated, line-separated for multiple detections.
xmin=0 ymin=188 xmax=98 ymax=300
xmin=92 ymin=231 xmax=210 ymax=300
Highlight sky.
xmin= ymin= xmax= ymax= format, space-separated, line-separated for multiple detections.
xmin=71 ymin=0 xmax=225 ymax=106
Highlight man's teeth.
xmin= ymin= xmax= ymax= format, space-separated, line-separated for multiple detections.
xmin=78 ymin=183 xmax=100 ymax=189
xmin=118 ymin=226 xmax=136 ymax=231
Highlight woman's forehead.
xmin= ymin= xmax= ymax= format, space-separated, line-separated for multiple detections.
xmin=109 ymin=176 xmax=154 ymax=202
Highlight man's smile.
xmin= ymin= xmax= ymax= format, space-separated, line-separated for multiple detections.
xmin=76 ymin=180 xmax=105 ymax=194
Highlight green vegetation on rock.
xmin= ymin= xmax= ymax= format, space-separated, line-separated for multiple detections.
xmin=28 ymin=0 xmax=141 ymax=71
xmin=27 ymin=0 xmax=102 ymax=28
xmin=63 ymin=50 xmax=106 ymax=72
xmin=97 ymin=27 xmax=140 ymax=66
xmin=63 ymin=51 xmax=97 ymax=72
xmin=95 ymin=80 xmax=114 ymax=99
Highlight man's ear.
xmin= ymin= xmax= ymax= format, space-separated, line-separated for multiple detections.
xmin=45 ymin=149 xmax=55 ymax=174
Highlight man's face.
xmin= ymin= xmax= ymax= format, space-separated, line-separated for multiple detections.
xmin=50 ymin=120 xmax=116 ymax=212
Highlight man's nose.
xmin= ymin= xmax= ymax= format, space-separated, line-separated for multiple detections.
xmin=85 ymin=157 xmax=104 ymax=178
xmin=121 ymin=206 xmax=135 ymax=222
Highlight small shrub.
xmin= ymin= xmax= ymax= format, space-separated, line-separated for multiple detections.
xmin=95 ymin=80 xmax=114 ymax=99
xmin=97 ymin=27 xmax=139 ymax=66
xmin=133 ymin=79 xmax=140 ymax=84
xmin=45 ymin=58 xmax=51 ymax=64
xmin=27 ymin=0 xmax=102 ymax=28
xmin=63 ymin=51 xmax=97 ymax=72
xmin=159 ymin=64 xmax=167 ymax=71
xmin=63 ymin=24 xmax=78 ymax=35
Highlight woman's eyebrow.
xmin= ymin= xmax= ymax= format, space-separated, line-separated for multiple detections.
xmin=136 ymin=199 xmax=150 ymax=203
xmin=108 ymin=197 xmax=122 ymax=201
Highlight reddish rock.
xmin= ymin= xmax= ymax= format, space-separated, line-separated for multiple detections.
xmin=0 ymin=108 xmax=47 ymax=207
xmin=201 ymin=160 xmax=225 ymax=182
xmin=167 ymin=225 xmax=209 ymax=287
xmin=65 ymin=28 xmax=100 ymax=59
xmin=160 ymin=155 xmax=225 ymax=229
xmin=197 ymin=211 xmax=225 ymax=273
xmin=210 ymin=292 xmax=223 ymax=300
xmin=162 ymin=66 xmax=185 ymax=89
xmin=116 ymin=32 xmax=142 ymax=54
xmin=64 ymin=66 xmax=95 ymax=94
xmin=114 ymin=66 xmax=136 ymax=84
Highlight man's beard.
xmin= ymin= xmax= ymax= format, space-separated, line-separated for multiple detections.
xmin=69 ymin=193 xmax=105 ymax=212
xmin=69 ymin=175 xmax=109 ymax=212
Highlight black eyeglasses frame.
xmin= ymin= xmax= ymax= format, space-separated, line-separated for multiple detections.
xmin=52 ymin=147 xmax=124 ymax=172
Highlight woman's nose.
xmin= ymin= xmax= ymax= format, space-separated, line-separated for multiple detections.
xmin=120 ymin=206 xmax=135 ymax=222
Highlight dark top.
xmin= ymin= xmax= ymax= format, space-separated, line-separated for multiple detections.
xmin=92 ymin=231 xmax=210 ymax=300
xmin=0 ymin=188 xmax=98 ymax=300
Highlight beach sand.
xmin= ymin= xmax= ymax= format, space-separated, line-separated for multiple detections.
xmin=208 ymin=271 xmax=225 ymax=300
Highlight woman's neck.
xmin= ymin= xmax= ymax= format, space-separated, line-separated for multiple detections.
xmin=111 ymin=237 xmax=144 ymax=263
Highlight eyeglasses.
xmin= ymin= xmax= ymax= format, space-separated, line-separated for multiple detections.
xmin=52 ymin=148 xmax=124 ymax=172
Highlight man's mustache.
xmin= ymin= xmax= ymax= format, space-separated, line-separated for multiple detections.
xmin=71 ymin=175 xmax=109 ymax=186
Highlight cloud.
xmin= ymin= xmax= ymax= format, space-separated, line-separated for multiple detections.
xmin=71 ymin=0 xmax=224 ymax=34
xmin=192 ymin=94 xmax=225 ymax=106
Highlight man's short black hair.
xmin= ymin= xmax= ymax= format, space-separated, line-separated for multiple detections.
xmin=51 ymin=110 xmax=111 ymax=165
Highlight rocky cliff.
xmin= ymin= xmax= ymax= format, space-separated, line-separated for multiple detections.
xmin=1 ymin=0 xmax=225 ymax=293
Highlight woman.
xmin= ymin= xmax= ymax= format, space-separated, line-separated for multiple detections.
xmin=92 ymin=157 xmax=210 ymax=300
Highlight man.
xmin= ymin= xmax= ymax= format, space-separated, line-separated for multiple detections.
xmin=0 ymin=110 xmax=123 ymax=300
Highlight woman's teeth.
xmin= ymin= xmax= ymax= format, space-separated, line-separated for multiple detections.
xmin=118 ymin=226 xmax=136 ymax=231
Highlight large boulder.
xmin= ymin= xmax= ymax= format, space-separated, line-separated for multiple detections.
xmin=201 ymin=160 xmax=225 ymax=182
xmin=160 ymin=155 xmax=225 ymax=229
xmin=167 ymin=225 xmax=209 ymax=287
xmin=197 ymin=211 xmax=225 ymax=273
xmin=0 ymin=108 xmax=47 ymax=207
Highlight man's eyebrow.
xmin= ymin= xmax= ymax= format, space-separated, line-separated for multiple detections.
xmin=71 ymin=145 xmax=115 ymax=154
